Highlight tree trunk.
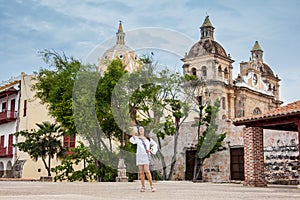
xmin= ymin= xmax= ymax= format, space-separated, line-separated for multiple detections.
xmin=192 ymin=157 xmax=198 ymax=181
xmin=47 ymin=156 xmax=51 ymax=176
xmin=194 ymin=159 xmax=203 ymax=181
xmin=157 ymin=136 xmax=167 ymax=180
xmin=41 ymin=156 xmax=51 ymax=177
xmin=167 ymin=120 xmax=180 ymax=180
xmin=193 ymin=112 xmax=202 ymax=181
xmin=96 ymin=159 xmax=102 ymax=182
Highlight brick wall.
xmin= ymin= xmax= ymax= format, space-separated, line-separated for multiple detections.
xmin=243 ymin=126 xmax=267 ymax=187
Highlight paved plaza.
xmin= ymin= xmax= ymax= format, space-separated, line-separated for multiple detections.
xmin=0 ymin=181 xmax=299 ymax=200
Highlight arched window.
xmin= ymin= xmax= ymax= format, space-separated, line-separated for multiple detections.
xmin=0 ymin=162 xmax=4 ymax=171
xmin=224 ymin=68 xmax=229 ymax=81
xmin=221 ymin=97 xmax=226 ymax=109
xmin=191 ymin=67 xmax=197 ymax=76
xmin=6 ymin=161 xmax=12 ymax=170
xmin=218 ymin=65 xmax=222 ymax=79
xmin=202 ymin=66 xmax=207 ymax=77
xmin=260 ymin=67 xmax=264 ymax=73
xmin=253 ymin=107 xmax=261 ymax=115
xmin=268 ymin=84 xmax=272 ymax=91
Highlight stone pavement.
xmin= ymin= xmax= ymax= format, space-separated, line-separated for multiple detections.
xmin=0 ymin=181 xmax=299 ymax=200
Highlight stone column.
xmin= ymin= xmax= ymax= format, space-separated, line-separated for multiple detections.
xmin=243 ymin=126 xmax=267 ymax=187
xmin=116 ymin=158 xmax=128 ymax=182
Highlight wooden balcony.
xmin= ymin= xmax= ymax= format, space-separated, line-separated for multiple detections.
xmin=0 ymin=110 xmax=18 ymax=124
xmin=0 ymin=146 xmax=13 ymax=157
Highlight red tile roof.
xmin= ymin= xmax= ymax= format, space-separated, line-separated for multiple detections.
xmin=234 ymin=100 xmax=300 ymax=124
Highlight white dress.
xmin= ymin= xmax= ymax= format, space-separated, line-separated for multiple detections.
xmin=129 ymin=136 xmax=158 ymax=165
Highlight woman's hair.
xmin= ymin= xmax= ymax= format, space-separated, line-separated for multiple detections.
xmin=137 ymin=126 xmax=151 ymax=141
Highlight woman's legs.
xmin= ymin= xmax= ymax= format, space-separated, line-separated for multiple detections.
xmin=144 ymin=164 xmax=155 ymax=191
xmin=138 ymin=164 xmax=155 ymax=192
xmin=138 ymin=165 xmax=145 ymax=190
xmin=143 ymin=164 xmax=153 ymax=186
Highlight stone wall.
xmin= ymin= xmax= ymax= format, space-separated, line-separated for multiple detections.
xmin=156 ymin=120 xmax=299 ymax=184
xmin=264 ymin=130 xmax=299 ymax=184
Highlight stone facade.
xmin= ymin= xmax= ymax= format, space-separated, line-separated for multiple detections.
xmin=169 ymin=16 xmax=298 ymax=184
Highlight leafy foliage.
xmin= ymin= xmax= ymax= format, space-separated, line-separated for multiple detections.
xmin=51 ymin=142 xmax=117 ymax=182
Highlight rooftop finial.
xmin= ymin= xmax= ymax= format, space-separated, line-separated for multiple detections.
xmin=116 ymin=20 xmax=125 ymax=45
xmin=118 ymin=20 xmax=123 ymax=33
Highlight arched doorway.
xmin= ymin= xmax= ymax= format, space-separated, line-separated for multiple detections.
xmin=6 ymin=160 xmax=13 ymax=178
xmin=0 ymin=162 xmax=4 ymax=178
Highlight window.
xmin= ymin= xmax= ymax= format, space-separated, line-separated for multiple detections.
xmin=191 ymin=67 xmax=197 ymax=76
xmin=8 ymin=134 xmax=13 ymax=147
xmin=268 ymin=84 xmax=272 ymax=91
xmin=196 ymin=96 xmax=202 ymax=105
xmin=218 ymin=66 xmax=222 ymax=79
xmin=253 ymin=107 xmax=261 ymax=115
xmin=221 ymin=97 xmax=226 ymax=110
xmin=202 ymin=66 xmax=207 ymax=77
xmin=0 ymin=135 xmax=4 ymax=147
xmin=1 ymin=102 xmax=6 ymax=112
xmin=63 ymin=135 xmax=76 ymax=149
xmin=224 ymin=68 xmax=229 ymax=81
xmin=23 ymin=100 xmax=27 ymax=117
xmin=11 ymin=99 xmax=15 ymax=112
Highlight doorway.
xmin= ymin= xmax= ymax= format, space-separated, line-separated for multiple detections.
xmin=230 ymin=147 xmax=244 ymax=180
xmin=185 ymin=150 xmax=202 ymax=181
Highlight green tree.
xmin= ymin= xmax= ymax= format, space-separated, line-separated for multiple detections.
xmin=51 ymin=142 xmax=117 ymax=182
xmin=14 ymin=122 xmax=66 ymax=177
xmin=192 ymin=99 xmax=227 ymax=181
xmin=112 ymin=58 xmax=190 ymax=180
xmin=33 ymin=50 xmax=126 ymax=181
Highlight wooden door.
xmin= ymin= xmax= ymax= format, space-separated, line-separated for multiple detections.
xmin=230 ymin=148 xmax=245 ymax=180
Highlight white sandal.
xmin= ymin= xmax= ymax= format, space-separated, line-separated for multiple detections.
xmin=140 ymin=186 xmax=145 ymax=192
xmin=151 ymin=185 xmax=155 ymax=192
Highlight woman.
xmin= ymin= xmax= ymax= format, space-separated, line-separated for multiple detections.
xmin=130 ymin=126 xmax=158 ymax=192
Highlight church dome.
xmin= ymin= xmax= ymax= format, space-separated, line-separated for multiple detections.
xmin=186 ymin=39 xmax=228 ymax=59
xmin=98 ymin=21 xmax=139 ymax=73
xmin=184 ymin=16 xmax=231 ymax=61
xmin=261 ymin=63 xmax=275 ymax=77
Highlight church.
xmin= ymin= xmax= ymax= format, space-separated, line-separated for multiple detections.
xmin=178 ymin=16 xmax=297 ymax=183
xmin=100 ymin=17 xmax=299 ymax=184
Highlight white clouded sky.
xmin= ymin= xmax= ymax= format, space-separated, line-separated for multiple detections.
xmin=0 ymin=0 xmax=299 ymax=104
